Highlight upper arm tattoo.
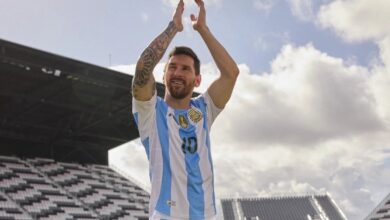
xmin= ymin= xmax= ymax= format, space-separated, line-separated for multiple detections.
xmin=133 ymin=21 xmax=178 ymax=97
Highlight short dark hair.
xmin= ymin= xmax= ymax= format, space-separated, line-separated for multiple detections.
xmin=167 ymin=46 xmax=200 ymax=75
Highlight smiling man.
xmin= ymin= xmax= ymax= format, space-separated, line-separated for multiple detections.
xmin=131 ymin=0 xmax=239 ymax=219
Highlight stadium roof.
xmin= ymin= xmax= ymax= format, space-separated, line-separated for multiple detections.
xmin=365 ymin=193 xmax=390 ymax=220
xmin=0 ymin=38 xmax=168 ymax=165
xmin=221 ymin=194 xmax=347 ymax=220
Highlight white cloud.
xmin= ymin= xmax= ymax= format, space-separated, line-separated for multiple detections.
xmin=317 ymin=0 xmax=390 ymax=42
xmin=254 ymin=32 xmax=290 ymax=52
xmin=141 ymin=12 xmax=149 ymax=23
xmin=254 ymin=37 xmax=269 ymax=51
xmin=313 ymin=2 xmax=390 ymax=216
xmin=370 ymin=36 xmax=390 ymax=123
xmin=220 ymin=44 xmax=383 ymax=147
xmin=109 ymin=140 xmax=150 ymax=191
xmin=315 ymin=0 xmax=390 ymax=128
xmin=286 ymin=0 xmax=315 ymax=22
xmin=182 ymin=17 xmax=197 ymax=38
xmin=253 ymin=0 xmax=275 ymax=13
xmin=211 ymin=46 xmax=388 ymax=219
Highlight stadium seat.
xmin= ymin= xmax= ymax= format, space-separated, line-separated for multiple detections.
xmin=0 ymin=156 xmax=150 ymax=220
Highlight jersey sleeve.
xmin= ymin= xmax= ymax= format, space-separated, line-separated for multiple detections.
xmin=203 ymin=91 xmax=223 ymax=130
xmin=132 ymin=91 xmax=157 ymax=139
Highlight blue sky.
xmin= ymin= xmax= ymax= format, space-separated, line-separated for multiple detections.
xmin=0 ymin=0 xmax=377 ymax=73
xmin=1 ymin=0 xmax=390 ymax=219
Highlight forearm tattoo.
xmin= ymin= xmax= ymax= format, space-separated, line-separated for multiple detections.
xmin=133 ymin=21 xmax=178 ymax=98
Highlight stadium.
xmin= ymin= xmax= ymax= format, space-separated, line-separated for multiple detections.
xmin=0 ymin=39 xmax=387 ymax=220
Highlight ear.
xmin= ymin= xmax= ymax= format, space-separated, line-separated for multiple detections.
xmin=162 ymin=73 xmax=166 ymax=85
xmin=194 ymin=74 xmax=201 ymax=87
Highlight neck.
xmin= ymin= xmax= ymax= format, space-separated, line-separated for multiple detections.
xmin=164 ymin=93 xmax=192 ymax=109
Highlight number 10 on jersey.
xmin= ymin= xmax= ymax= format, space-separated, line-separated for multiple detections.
xmin=181 ymin=137 xmax=198 ymax=154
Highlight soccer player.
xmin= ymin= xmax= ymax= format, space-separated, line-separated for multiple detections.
xmin=132 ymin=0 xmax=239 ymax=219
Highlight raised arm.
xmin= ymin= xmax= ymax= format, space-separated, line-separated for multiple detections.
xmin=191 ymin=0 xmax=239 ymax=108
xmin=132 ymin=0 xmax=184 ymax=101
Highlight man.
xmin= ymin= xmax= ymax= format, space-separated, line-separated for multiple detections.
xmin=132 ymin=0 xmax=239 ymax=219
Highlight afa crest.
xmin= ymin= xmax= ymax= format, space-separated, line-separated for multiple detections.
xmin=188 ymin=108 xmax=202 ymax=124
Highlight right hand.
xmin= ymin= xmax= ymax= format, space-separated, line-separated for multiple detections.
xmin=191 ymin=0 xmax=207 ymax=32
xmin=173 ymin=0 xmax=184 ymax=32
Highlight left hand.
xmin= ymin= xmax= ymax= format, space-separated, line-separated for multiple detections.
xmin=173 ymin=0 xmax=185 ymax=32
xmin=191 ymin=0 xmax=207 ymax=31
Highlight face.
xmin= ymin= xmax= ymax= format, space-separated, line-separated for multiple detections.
xmin=164 ymin=54 xmax=201 ymax=99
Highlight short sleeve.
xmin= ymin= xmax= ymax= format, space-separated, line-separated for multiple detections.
xmin=203 ymin=91 xmax=223 ymax=130
xmin=132 ymin=92 xmax=157 ymax=138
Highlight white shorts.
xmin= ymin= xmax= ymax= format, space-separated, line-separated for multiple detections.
xmin=150 ymin=210 xmax=217 ymax=220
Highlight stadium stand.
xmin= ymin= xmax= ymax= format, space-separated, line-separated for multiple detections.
xmin=220 ymin=194 xmax=346 ymax=220
xmin=0 ymin=155 xmax=149 ymax=220
xmin=221 ymin=199 xmax=236 ymax=220
xmin=0 ymin=38 xmax=147 ymax=165
xmin=364 ymin=193 xmax=390 ymax=220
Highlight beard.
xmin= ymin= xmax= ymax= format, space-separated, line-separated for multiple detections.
xmin=166 ymin=79 xmax=195 ymax=99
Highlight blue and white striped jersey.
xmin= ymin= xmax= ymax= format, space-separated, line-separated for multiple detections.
xmin=132 ymin=91 xmax=222 ymax=220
